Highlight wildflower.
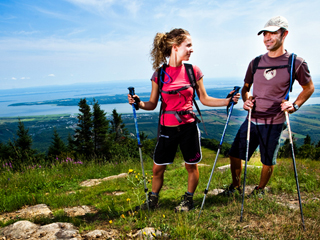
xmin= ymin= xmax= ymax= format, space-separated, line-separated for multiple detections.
xmin=148 ymin=180 xmax=151 ymax=183
xmin=143 ymin=232 xmax=146 ymax=235
xmin=163 ymin=214 xmax=165 ymax=218
xmin=121 ymin=214 xmax=125 ymax=219
xmin=39 ymin=165 xmax=41 ymax=168
xmin=127 ymin=198 xmax=131 ymax=202
xmin=145 ymin=172 xmax=148 ymax=175
xmin=109 ymin=220 xmax=113 ymax=224
xmin=152 ymin=232 xmax=156 ymax=237
xmin=135 ymin=175 xmax=138 ymax=178
xmin=128 ymin=169 xmax=133 ymax=173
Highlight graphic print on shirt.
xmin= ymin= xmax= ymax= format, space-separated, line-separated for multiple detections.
xmin=263 ymin=69 xmax=277 ymax=80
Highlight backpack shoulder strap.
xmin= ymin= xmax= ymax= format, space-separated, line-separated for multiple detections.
xmin=157 ymin=64 xmax=167 ymax=93
xmin=184 ymin=63 xmax=196 ymax=87
xmin=157 ymin=64 xmax=167 ymax=139
xmin=252 ymin=55 xmax=262 ymax=76
xmin=288 ymin=53 xmax=297 ymax=93
xmin=183 ymin=63 xmax=208 ymax=134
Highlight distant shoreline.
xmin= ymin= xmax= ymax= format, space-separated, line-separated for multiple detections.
xmin=8 ymin=87 xmax=320 ymax=107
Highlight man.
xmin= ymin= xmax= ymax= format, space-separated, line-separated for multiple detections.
xmin=222 ymin=16 xmax=314 ymax=197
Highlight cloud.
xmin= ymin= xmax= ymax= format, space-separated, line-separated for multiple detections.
xmin=14 ymin=31 xmax=39 ymax=36
xmin=65 ymin=0 xmax=115 ymax=14
xmin=48 ymin=74 xmax=55 ymax=77
xmin=11 ymin=77 xmax=16 ymax=80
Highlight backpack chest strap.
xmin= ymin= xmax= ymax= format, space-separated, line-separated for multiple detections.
xmin=162 ymin=110 xmax=200 ymax=123
xmin=160 ymin=85 xmax=192 ymax=95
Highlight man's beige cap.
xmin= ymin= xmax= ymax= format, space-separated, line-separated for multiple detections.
xmin=257 ymin=16 xmax=288 ymax=35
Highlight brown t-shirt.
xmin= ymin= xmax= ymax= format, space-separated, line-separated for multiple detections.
xmin=244 ymin=51 xmax=311 ymax=124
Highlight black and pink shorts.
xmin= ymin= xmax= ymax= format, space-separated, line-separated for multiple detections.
xmin=153 ymin=122 xmax=202 ymax=165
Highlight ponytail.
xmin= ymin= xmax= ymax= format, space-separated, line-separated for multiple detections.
xmin=150 ymin=28 xmax=190 ymax=71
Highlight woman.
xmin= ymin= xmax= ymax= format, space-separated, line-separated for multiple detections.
xmin=128 ymin=28 xmax=240 ymax=212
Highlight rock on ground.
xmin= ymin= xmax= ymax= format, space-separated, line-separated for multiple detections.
xmin=83 ymin=229 xmax=119 ymax=240
xmin=131 ymin=227 xmax=163 ymax=239
xmin=18 ymin=204 xmax=53 ymax=219
xmin=80 ymin=173 xmax=128 ymax=187
xmin=63 ymin=205 xmax=96 ymax=217
xmin=0 ymin=221 xmax=81 ymax=240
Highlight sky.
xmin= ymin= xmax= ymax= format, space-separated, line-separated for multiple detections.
xmin=1 ymin=0 xmax=320 ymax=90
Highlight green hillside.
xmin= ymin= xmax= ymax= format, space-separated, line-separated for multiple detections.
xmin=0 ymin=105 xmax=320 ymax=153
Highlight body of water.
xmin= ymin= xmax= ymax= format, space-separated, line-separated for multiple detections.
xmin=0 ymin=80 xmax=318 ymax=117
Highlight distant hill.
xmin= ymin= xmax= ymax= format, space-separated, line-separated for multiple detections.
xmin=0 ymin=105 xmax=319 ymax=153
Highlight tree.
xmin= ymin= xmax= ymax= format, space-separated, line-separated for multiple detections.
xmin=9 ymin=119 xmax=36 ymax=167
xmin=304 ymin=134 xmax=312 ymax=145
xmin=297 ymin=134 xmax=314 ymax=159
xmin=92 ymin=99 xmax=110 ymax=157
xmin=48 ymin=129 xmax=67 ymax=157
xmin=278 ymin=135 xmax=298 ymax=158
xmin=74 ymin=98 xmax=94 ymax=157
xmin=110 ymin=109 xmax=128 ymax=142
xmin=15 ymin=119 xmax=33 ymax=152
xmin=67 ymin=133 xmax=76 ymax=152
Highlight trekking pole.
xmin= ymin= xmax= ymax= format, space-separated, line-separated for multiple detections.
xmin=282 ymin=52 xmax=305 ymax=230
xmin=240 ymin=104 xmax=252 ymax=222
xmin=128 ymin=87 xmax=149 ymax=210
xmin=198 ymin=86 xmax=240 ymax=220
xmin=283 ymin=103 xmax=306 ymax=230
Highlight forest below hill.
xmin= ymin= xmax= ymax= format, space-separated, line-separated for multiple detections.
xmin=0 ymin=104 xmax=320 ymax=153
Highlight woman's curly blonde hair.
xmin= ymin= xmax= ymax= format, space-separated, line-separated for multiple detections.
xmin=150 ymin=28 xmax=190 ymax=71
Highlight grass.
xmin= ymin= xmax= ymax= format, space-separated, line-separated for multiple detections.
xmin=1 ymin=148 xmax=320 ymax=239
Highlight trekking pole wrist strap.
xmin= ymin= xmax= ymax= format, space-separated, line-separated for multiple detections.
xmin=134 ymin=97 xmax=141 ymax=110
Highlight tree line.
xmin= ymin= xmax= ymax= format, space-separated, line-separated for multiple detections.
xmin=1 ymin=98 xmax=320 ymax=171
xmin=0 ymin=98 xmax=155 ymax=170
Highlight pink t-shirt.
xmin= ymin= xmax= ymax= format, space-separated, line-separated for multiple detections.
xmin=244 ymin=51 xmax=311 ymax=124
xmin=151 ymin=64 xmax=203 ymax=126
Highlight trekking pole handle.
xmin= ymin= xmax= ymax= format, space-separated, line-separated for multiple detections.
xmin=226 ymin=86 xmax=241 ymax=114
xmin=128 ymin=87 xmax=140 ymax=110
xmin=226 ymin=86 xmax=241 ymax=100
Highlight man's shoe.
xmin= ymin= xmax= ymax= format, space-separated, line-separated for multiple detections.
xmin=218 ymin=184 xmax=242 ymax=197
xmin=247 ymin=186 xmax=265 ymax=198
xmin=174 ymin=193 xmax=194 ymax=212
xmin=135 ymin=192 xmax=159 ymax=211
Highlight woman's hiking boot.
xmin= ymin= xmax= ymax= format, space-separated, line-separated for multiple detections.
xmin=247 ymin=186 xmax=265 ymax=198
xmin=135 ymin=192 xmax=159 ymax=211
xmin=174 ymin=193 xmax=194 ymax=212
xmin=218 ymin=184 xmax=242 ymax=197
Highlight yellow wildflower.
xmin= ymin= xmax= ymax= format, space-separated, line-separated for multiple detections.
xmin=128 ymin=169 xmax=133 ymax=173
xmin=163 ymin=214 xmax=165 ymax=218
xmin=143 ymin=232 xmax=146 ymax=235
xmin=109 ymin=220 xmax=113 ymax=224
xmin=127 ymin=198 xmax=131 ymax=202
xmin=152 ymin=232 xmax=156 ymax=237
xmin=121 ymin=214 xmax=125 ymax=219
